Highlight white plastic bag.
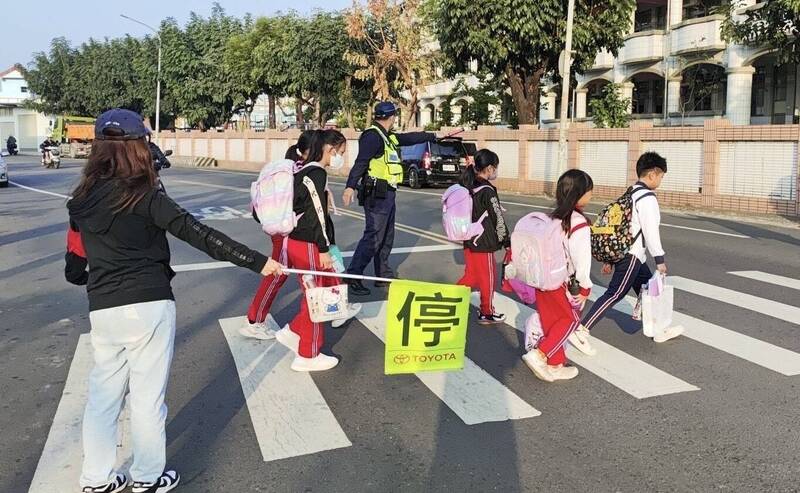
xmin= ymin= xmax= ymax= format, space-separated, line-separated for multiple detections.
xmin=524 ymin=314 xmax=544 ymax=352
xmin=641 ymin=274 xmax=673 ymax=338
xmin=306 ymin=284 xmax=349 ymax=323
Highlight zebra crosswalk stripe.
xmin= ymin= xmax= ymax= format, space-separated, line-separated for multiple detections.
xmin=729 ymin=271 xmax=800 ymax=292
xmin=484 ymin=293 xmax=699 ymax=399
xmin=218 ymin=316 xmax=352 ymax=462
xmin=356 ymin=301 xmax=541 ymax=425
xmin=28 ymin=335 xmax=132 ymax=493
xmin=670 ymin=276 xmax=800 ymax=326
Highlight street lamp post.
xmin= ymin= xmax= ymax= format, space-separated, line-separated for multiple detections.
xmin=121 ymin=14 xmax=161 ymax=135
xmin=557 ymin=0 xmax=576 ymax=174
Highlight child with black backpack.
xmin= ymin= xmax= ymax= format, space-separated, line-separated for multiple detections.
xmin=571 ymin=152 xmax=683 ymax=355
xmin=520 ymin=170 xmax=594 ymax=382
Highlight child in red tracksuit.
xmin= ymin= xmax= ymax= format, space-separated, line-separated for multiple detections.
xmin=522 ymin=169 xmax=594 ymax=382
xmin=241 ymin=132 xmax=314 ymax=340
xmin=457 ymin=149 xmax=510 ymax=325
xmin=272 ymin=129 xmax=360 ymax=372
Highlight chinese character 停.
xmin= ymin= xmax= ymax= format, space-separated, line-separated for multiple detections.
xmin=397 ymin=291 xmax=464 ymax=347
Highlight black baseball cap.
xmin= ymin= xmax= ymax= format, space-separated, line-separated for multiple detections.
xmin=95 ymin=109 xmax=149 ymax=140
xmin=374 ymin=101 xmax=398 ymax=119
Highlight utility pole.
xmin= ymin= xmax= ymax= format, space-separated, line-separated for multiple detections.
xmin=121 ymin=14 xmax=161 ymax=135
xmin=557 ymin=0 xmax=576 ymax=174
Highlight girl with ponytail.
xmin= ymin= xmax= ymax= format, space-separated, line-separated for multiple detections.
xmin=456 ymin=149 xmax=510 ymax=324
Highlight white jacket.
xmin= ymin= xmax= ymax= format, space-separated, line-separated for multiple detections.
xmin=629 ymin=183 xmax=666 ymax=264
xmin=567 ymin=210 xmax=593 ymax=295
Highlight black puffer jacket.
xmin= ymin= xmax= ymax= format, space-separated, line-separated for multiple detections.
xmin=464 ymin=178 xmax=510 ymax=253
xmin=66 ymin=180 xmax=267 ymax=311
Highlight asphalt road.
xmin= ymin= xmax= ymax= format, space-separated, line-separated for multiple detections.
xmin=2 ymin=155 xmax=800 ymax=492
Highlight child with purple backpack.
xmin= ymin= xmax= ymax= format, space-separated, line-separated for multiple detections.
xmin=451 ymin=149 xmax=510 ymax=324
xmin=520 ymin=169 xmax=594 ymax=382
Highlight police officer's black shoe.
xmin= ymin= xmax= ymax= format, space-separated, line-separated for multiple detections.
xmin=348 ymin=280 xmax=371 ymax=296
xmin=374 ymin=276 xmax=396 ymax=288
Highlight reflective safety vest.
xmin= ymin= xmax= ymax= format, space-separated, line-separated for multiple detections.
xmin=366 ymin=125 xmax=403 ymax=187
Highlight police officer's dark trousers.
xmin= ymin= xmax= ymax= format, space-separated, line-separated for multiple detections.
xmin=347 ymin=189 xmax=396 ymax=278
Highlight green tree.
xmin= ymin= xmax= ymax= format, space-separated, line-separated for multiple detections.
xmin=431 ymin=0 xmax=636 ymax=125
xmin=588 ymin=83 xmax=631 ymax=128
xmin=720 ymin=0 xmax=800 ymax=65
xmin=345 ymin=0 xmax=436 ymax=129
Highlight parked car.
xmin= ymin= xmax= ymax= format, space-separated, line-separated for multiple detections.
xmin=399 ymin=137 xmax=476 ymax=189
xmin=0 ymin=154 xmax=8 ymax=188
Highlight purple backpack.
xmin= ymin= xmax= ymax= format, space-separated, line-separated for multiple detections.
xmin=510 ymin=212 xmax=569 ymax=291
xmin=442 ymin=184 xmax=490 ymax=244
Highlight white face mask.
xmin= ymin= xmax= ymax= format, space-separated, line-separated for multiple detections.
xmin=329 ymin=152 xmax=345 ymax=170
xmin=488 ymin=167 xmax=498 ymax=180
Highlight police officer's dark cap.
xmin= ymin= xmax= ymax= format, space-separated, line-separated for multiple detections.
xmin=95 ymin=108 xmax=149 ymax=140
xmin=374 ymin=101 xmax=398 ymax=119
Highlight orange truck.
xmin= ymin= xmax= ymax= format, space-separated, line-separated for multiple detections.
xmin=53 ymin=116 xmax=95 ymax=158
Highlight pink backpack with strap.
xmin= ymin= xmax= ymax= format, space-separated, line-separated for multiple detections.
xmin=442 ymin=184 xmax=490 ymax=244
xmin=251 ymin=159 xmax=298 ymax=236
xmin=510 ymin=212 xmax=569 ymax=291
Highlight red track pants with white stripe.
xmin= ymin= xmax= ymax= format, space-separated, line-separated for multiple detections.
xmin=457 ymin=249 xmax=496 ymax=316
xmin=247 ymin=235 xmax=288 ymax=325
xmin=534 ymin=286 xmax=580 ymax=365
xmin=286 ymin=238 xmax=339 ymax=358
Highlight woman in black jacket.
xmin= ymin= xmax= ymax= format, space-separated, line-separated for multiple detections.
xmin=456 ymin=149 xmax=510 ymax=325
xmin=65 ymin=109 xmax=282 ymax=493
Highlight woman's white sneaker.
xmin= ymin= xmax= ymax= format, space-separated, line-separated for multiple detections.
xmin=239 ymin=316 xmax=279 ymax=340
xmin=275 ymin=325 xmax=301 ymax=354
xmin=331 ymin=303 xmax=362 ymax=328
xmin=522 ymin=350 xmax=554 ymax=382
xmin=654 ymin=325 xmax=684 ymax=343
xmin=131 ymin=470 xmax=180 ymax=493
xmin=567 ymin=325 xmax=597 ymax=356
xmin=82 ymin=473 xmax=128 ymax=493
xmin=291 ymin=353 xmax=339 ymax=372
xmin=550 ymin=364 xmax=579 ymax=381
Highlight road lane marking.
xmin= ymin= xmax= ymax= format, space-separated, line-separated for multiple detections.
xmin=605 ymin=292 xmax=800 ymax=376
xmin=8 ymin=176 xmax=752 ymax=239
xmin=356 ymin=301 xmax=541 ymax=425
xmin=486 ymin=292 xmax=699 ymax=399
xmin=219 ymin=316 xmax=352 ymax=461
xmin=670 ymin=276 xmax=800 ymax=325
xmin=29 ymin=334 xmax=132 ymax=493
xmin=729 ymin=271 xmax=800 ymax=291
xmin=325 ymin=182 xmax=750 ymax=238
xmin=335 ymin=208 xmax=452 ymax=244
xmin=172 ymin=243 xmax=461 ymax=272
xmin=9 ymin=180 xmax=71 ymax=199
xmin=167 ymin=178 xmax=456 ymax=245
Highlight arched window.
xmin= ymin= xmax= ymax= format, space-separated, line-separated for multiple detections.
xmin=679 ymin=64 xmax=726 ymax=116
xmin=631 ymin=73 xmax=665 ymax=115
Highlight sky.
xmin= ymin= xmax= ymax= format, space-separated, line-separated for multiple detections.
xmin=1 ymin=0 xmax=351 ymax=71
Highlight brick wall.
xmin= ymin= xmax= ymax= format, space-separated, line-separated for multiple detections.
xmin=156 ymin=121 xmax=800 ymax=218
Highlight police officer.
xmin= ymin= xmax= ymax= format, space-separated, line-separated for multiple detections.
xmin=342 ymin=101 xmax=437 ymax=296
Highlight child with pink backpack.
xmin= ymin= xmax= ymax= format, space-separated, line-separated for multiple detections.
xmin=445 ymin=149 xmax=510 ymax=324
xmin=512 ymin=170 xmax=594 ymax=382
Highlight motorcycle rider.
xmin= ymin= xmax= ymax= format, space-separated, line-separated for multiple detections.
xmin=6 ymin=136 xmax=18 ymax=155
xmin=40 ymin=136 xmax=58 ymax=165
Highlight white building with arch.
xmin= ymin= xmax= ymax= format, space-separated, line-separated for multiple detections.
xmin=416 ymin=0 xmax=798 ymax=128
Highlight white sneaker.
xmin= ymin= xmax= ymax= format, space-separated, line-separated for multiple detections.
xmin=567 ymin=325 xmax=597 ymax=356
xmin=239 ymin=316 xmax=279 ymax=340
xmin=132 ymin=470 xmax=180 ymax=493
xmin=550 ymin=364 xmax=579 ymax=381
xmin=654 ymin=325 xmax=684 ymax=343
xmin=331 ymin=303 xmax=362 ymax=328
xmin=291 ymin=353 xmax=340 ymax=372
xmin=275 ymin=325 xmax=301 ymax=354
xmin=522 ymin=350 xmax=554 ymax=382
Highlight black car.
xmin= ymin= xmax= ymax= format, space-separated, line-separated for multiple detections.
xmin=399 ymin=138 xmax=477 ymax=189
